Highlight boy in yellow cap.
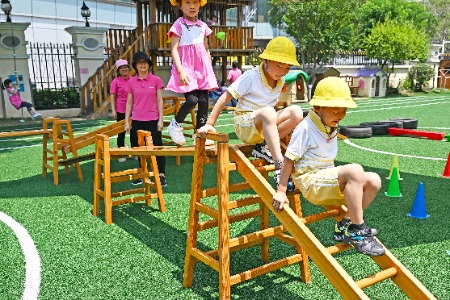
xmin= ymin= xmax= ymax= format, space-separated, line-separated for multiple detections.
xmin=198 ymin=36 xmax=303 ymax=188
xmin=272 ymin=77 xmax=385 ymax=257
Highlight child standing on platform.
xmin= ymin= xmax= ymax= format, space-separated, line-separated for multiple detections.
xmin=166 ymin=0 xmax=218 ymax=145
xmin=198 ymin=36 xmax=303 ymax=188
xmin=2 ymin=79 xmax=42 ymax=120
xmin=271 ymin=77 xmax=384 ymax=257
xmin=110 ymin=59 xmax=131 ymax=162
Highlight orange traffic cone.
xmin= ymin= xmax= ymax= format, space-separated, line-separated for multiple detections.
xmin=442 ymin=152 xmax=450 ymax=178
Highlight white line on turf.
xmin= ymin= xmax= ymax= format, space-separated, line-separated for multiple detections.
xmin=342 ymin=139 xmax=447 ymax=161
xmin=0 ymin=212 xmax=41 ymax=300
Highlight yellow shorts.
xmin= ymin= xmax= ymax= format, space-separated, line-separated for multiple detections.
xmin=234 ymin=110 xmax=284 ymax=145
xmin=234 ymin=112 xmax=264 ymax=145
xmin=292 ymin=167 xmax=345 ymax=206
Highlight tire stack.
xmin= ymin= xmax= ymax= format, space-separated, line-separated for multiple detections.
xmin=339 ymin=118 xmax=418 ymax=138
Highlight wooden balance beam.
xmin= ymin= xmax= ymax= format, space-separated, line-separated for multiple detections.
xmin=0 ymin=129 xmax=52 ymax=138
xmin=388 ymin=127 xmax=445 ymax=141
xmin=182 ymin=132 xmax=436 ymax=300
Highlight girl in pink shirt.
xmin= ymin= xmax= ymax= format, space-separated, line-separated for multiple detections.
xmin=110 ymin=59 xmax=131 ymax=155
xmin=2 ymin=79 xmax=42 ymax=119
xmin=166 ymin=0 xmax=218 ymax=145
xmin=125 ymin=51 xmax=167 ymax=187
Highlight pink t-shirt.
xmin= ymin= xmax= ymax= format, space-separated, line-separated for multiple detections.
xmin=6 ymin=87 xmax=23 ymax=110
xmin=110 ymin=76 xmax=130 ymax=113
xmin=227 ymin=68 xmax=242 ymax=85
xmin=125 ymin=73 xmax=164 ymax=122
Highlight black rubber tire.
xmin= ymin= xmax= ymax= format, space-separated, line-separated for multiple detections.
xmin=389 ymin=118 xmax=418 ymax=129
xmin=339 ymin=126 xmax=373 ymax=138
xmin=302 ymin=109 xmax=310 ymax=118
xmin=378 ymin=120 xmax=403 ymax=128
xmin=359 ymin=122 xmax=390 ymax=135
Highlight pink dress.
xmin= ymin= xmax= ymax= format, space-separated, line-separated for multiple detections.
xmin=166 ymin=17 xmax=218 ymax=93
xmin=6 ymin=87 xmax=23 ymax=110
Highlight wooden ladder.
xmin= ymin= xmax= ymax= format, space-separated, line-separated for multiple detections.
xmin=183 ymin=132 xmax=436 ymax=300
xmin=93 ymin=130 xmax=165 ymax=224
xmin=42 ymin=118 xmax=83 ymax=185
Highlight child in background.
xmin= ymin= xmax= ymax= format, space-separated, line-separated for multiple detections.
xmin=166 ymin=0 xmax=218 ymax=145
xmin=110 ymin=59 xmax=132 ymax=162
xmin=198 ymin=36 xmax=303 ymax=188
xmin=271 ymin=77 xmax=384 ymax=257
xmin=2 ymin=79 xmax=42 ymax=120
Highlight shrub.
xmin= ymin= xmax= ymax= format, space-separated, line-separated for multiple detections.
xmin=407 ymin=63 xmax=434 ymax=91
xmin=32 ymin=88 xmax=80 ymax=110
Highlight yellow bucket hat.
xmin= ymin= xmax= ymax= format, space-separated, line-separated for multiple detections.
xmin=259 ymin=36 xmax=299 ymax=66
xmin=310 ymin=77 xmax=357 ymax=108
xmin=170 ymin=0 xmax=207 ymax=6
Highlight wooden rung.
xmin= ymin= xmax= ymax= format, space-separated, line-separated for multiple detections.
xmin=195 ymin=202 xmax=218 ymax=219
xmin=111 ymin=188 xmax=147 ymax=198
xmin=191 ymin=248 xmax=220 ymax=271
xmin=303 ymin=208 xmax=341 ymax=225
xmin=356 ymin=267 xmax=398 ymax=289
xmin=326 ymin=243 xmax=352 ymax=255
xmin=230 ymin=254 xmax=304 ymax=285
xmin=229 ymin=225 xmax=285 ymax=248
xmin=111 ymin=194 xmax=152 ymax=207
xmin=198 ymin=209 xmax=261 ymax=231
xmin=228 ymin=195 xmax=261 ymax=209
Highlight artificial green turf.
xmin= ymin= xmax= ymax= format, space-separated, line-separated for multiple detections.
xmin=0 ymin=93 xmax=449 ymax=299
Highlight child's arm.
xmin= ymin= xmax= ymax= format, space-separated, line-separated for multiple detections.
xmin=272 ymin=157 xmax=294 ymax=212
xmin=8 ymin=86 xmax=18 ymax=95
xmin=197 ymin=90 xmax=234 ymax=136
xmin=170 ymin=35 xmax=189 ymax=85
xmin=110 ymin=93 xmax=117 ymax=120
xmin=204 ymin=36 xmax=212 ymax=64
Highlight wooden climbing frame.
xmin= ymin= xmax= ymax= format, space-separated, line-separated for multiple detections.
xmin=183 ymin=132 xmax=436 ymax=300
xmin=93 ymin=130 xmax=165 ymax=224
xmin=42 ymin=118 xmax=127 ymax=185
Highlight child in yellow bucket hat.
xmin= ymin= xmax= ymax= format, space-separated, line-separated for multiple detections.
xmin=272 ymin=76 xmax=385 ymax=257
xmin=198 ymin=36 xmax=304 ymax=189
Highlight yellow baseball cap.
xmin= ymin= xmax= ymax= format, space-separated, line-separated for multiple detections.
xmin=310 ymin=77 xmax=357 ymax=108
xmin=259 ymin=36 xmax=299 ymax=66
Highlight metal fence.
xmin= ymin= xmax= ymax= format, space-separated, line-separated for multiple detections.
xmin=27 ymin=42 xmax=80 ymax=109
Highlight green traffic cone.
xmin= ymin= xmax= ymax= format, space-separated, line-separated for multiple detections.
xmin=386 ymin=154 xmax=403 ymax=180
xmin=385 ymin=167 xmax=402 ymax=197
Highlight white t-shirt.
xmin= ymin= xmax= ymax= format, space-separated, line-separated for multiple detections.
xmin=285 ymin=110 xmax=338 ymax=175
xmin=227 ymin=64 xmax=284 ymax=114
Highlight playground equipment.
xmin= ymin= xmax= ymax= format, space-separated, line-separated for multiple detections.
xmin=42 ymin=118 xmax=127 ymax=185
xmin=407 ymin=182 xmax=430 ymax=219
xmin=93 ymin=131 xmax=166 ymax=224
xmin=179 ymin=132 xmax=435 ymax=299
xmin=388 ymin=128 xmax=445 ymax=141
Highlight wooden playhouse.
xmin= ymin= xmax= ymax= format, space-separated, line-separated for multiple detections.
xmin=354 ymin=68 xmax=387 ymax=97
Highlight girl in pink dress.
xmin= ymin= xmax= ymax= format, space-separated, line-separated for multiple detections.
xmin=166 ymin=0 xmax=218 ymax=145
xmin=2 ymin=79 xmax=42 ymax=119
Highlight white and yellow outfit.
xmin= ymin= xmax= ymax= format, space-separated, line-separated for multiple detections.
xmin=227 ymin=64 xmax=285 ymax=145
xmin=286 ymin=110 xmax=345 ymax=206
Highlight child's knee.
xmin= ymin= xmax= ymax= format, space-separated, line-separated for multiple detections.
xmin=366 ymin=172 xmax=382 ymax=190
xmin=290 ymin=106 xmax=304 ymax=124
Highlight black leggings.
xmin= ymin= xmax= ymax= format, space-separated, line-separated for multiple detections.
xmin=116 ymin=112 xmax=127 ymax=148
xmin=130 ymin=120 xmax=165 ymax=174
xmin=175 ymin=89 xmax=209 ymax=129
xmin=19 ymin=101 xmax=33 ymax=111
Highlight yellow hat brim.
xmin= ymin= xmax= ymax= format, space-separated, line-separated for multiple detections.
xmin=170 ymin=0 xmax=207 ymax=6
xmin=259 ymin=52 xmax=300 ymax=66
xmin=309 ymin=98 xmax=358 ymax=108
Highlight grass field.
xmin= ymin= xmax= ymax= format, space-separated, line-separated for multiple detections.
xmin=1 ymin=92 xmax=449 ymax=300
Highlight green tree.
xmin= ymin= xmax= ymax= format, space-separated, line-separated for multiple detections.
xmin=407 ymin=63 xmax=435 ymax=91
xmin=355 ymin=0 xmax=436 ymax=46
xmin=426 ymin=0 xmax=450 ymax=43
xmin=268 ymin=0 xmax=358 ymax=71
xmin=364 ymin=19 xmax=429 ymax=74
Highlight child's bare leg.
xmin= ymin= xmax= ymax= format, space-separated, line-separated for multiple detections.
xmin=337 ymin=164 xmax=365 ymax=224
xmin=253 ymin=107 xmax=282 ymax=161
xmin=276 ymin=106 xmax=303 ymax=138
xmin=362 ymin=171 xmax=381 ymax=209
